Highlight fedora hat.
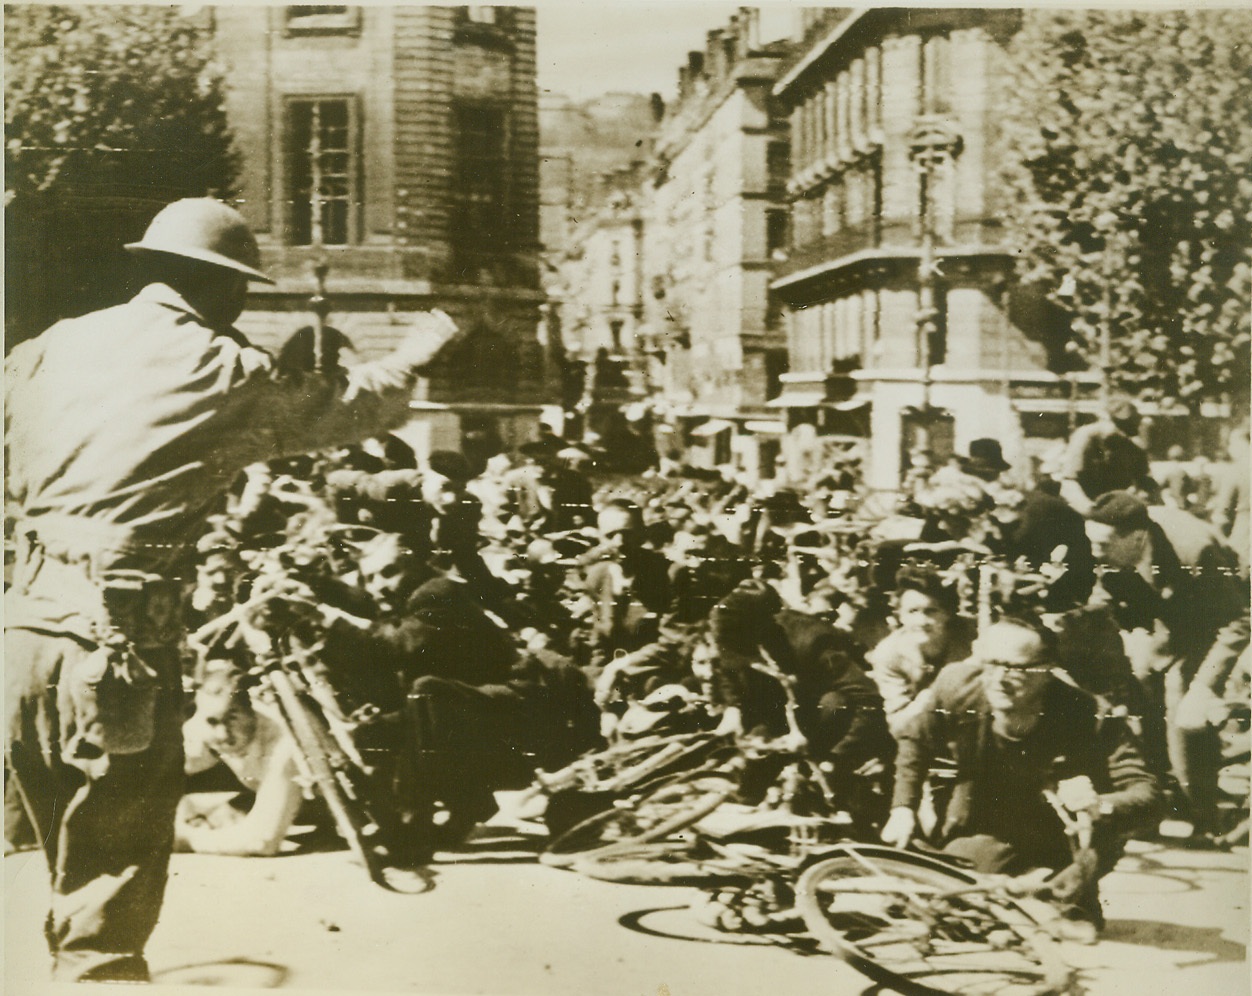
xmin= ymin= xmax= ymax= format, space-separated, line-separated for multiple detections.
xmin=964 ymin=438 xmax=1010 ymax=478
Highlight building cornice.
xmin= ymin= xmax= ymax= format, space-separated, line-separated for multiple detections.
xmin=773 ymin=10 xmax=870 ymax=97
xmin=770 ymin=244 xmax=1010 ymax=291
xmin=248 ymin=281 xmax=548 ymax=302
xmin=653 ymin=56 xmax=784 ymax=172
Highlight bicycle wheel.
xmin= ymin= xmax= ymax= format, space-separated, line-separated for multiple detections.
xmin=541 ymin=769 xmax=737 ymax=868
xmin=796 ymin=845 xmax=1074 ymax=996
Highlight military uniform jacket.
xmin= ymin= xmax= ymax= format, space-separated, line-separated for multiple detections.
xmin=6 ymin=282 xmax=423 ymax=574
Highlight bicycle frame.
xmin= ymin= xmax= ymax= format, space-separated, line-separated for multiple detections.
xmin=248 ymin=631 xmax=425 ymax=892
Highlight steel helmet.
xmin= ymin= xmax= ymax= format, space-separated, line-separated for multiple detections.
xmin=125 ymin=198 xmax=273 ymax=283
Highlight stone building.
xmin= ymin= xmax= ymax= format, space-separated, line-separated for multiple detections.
xmin=771 ymin=8 xmax=1093 ymax=490
xmin=212 ymin=4 xmax=551 ymax=457
xmin=559 ymin=167 xmax=648 ymax=372
xmin=539 ymin=92 xmax=660 ymax=440
xmin=639 ymin=8 xmax=793 ymax=479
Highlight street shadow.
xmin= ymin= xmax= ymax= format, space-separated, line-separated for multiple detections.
xmin=152 ymin=957 xmax=288 ymax=987
xmin=437 ymin=826 xmax=545 ymax=865
xmin=1101 ymin=918 xmax=1247 ymax=966
xmin=617 ymin=904 xmax=823 ymax=955
xmin=284 ymin=824 xmax=350 ymax=856
xmin=1107 ymin=843 xmax=1246 ymax=895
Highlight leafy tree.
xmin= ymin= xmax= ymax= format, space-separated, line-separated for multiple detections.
xmin=5 ymin=5 xmax=238 ymax=345
xmin=1001 ymin=9 xmax=1252 ymax=415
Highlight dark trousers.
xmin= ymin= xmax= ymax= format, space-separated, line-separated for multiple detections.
xmin=406 ymin=676 xmax=531 ymax=808
xmin=5 ymin=628 xmax=184 ymax=982
xmin=942 ymin=826 xmax=1119 ymax=925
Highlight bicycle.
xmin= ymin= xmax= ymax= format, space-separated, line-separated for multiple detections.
xmin=793 ymin=842 xmax=1079 ymax=995
xmin=192 ymin=595 xmax=433 ymax=892
xmin=793 ymin=790 xmax=1094 ymax=995
xmin=541 ymin=660 xmax=885 ymax=898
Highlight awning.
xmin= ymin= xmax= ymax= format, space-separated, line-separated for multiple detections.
xmin=766 ymin=391 xmax=826 ymax=408
xmin=743 ymin=420 xmax=786 ymax=434
xmin=827 ymin=395 xmax=871 ymax=412
xmin=690 ymin=418 xmax=736 ymax=437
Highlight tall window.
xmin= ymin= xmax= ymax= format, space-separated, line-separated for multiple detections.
xmin=767 ymin=141 xmax=789 ymax=200
xmin=920 ymin=35 xmax=951 ymax=115
xmin=287 ymin=97 xmax=356 ymax=246
xmin=865 ymin=46 xmax=883 ymax=134
xmin=766 ymin=209 xmax=788 ymax=257
xmin=452 ymin=102 xmax=510 ymax=253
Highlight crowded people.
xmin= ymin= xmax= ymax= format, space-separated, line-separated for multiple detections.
xmin=1085 ymin=489 xmax=1248 ymax=842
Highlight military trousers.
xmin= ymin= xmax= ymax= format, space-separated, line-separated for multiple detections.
xmin=5 ymin=540 xmax=186 ymax=983
xmin=6 ymin=625 xmax=184 ymax=982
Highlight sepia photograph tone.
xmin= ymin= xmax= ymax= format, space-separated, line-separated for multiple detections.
xmin=3 ymin=3 xmax=1249 ymax=995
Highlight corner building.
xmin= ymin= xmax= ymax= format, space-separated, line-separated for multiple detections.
xmin=212 ymin=5 xmax=551 ymax=456
xmin=771 ymin=8 xmax=1089 ymax=490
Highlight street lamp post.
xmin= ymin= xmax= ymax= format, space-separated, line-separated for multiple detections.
xmin=1094 ymin=211 xmax=1120 ymax=409
xmin=907 ymin=118 xmax=962 ymax=465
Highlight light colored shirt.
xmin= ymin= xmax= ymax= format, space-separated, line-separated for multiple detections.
xmin=5 ymin=283 xmax=421 ymax=565
xmin=867 ymin=617 xmax=976 ymax=737
xmin=181 ymin=702 xmax=303 ymax=857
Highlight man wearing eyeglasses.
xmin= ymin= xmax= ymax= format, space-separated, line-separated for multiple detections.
xmin=881 ymin=617 xmax=1161 ymax=937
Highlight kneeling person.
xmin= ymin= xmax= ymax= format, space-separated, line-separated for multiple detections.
xmin=882 ymin=617 xmax=1161 ymax=932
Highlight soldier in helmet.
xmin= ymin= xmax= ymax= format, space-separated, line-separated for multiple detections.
xmin=4 ymin=198 xmax=460 ymax=982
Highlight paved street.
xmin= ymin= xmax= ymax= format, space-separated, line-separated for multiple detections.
xmin=5 ymin=814 xmax=1248 ymax=996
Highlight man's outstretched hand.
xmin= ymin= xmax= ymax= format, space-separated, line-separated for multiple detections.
xmin=395 ymin=309 xmax=461 ymax=370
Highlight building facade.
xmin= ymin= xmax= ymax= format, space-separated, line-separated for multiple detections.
xmin=555 ymin=169 xmax=648 ymax=365
xmin=639 ymin=9 xmax=793 ymax=478
xmin=212 ymin=4 xmax=551 ymax=457
xmin=771 ymin=8 xmax=1092 ymax=491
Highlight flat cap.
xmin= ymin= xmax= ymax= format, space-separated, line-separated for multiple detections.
xmin=427 ymin=450 xmax=474 ymax=483
xmin=1087 ymin=489 xmax=1150 ymax=530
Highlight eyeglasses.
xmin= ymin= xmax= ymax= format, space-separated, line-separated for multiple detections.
xmin=985 ymin=662 xmax=1053 ymax=677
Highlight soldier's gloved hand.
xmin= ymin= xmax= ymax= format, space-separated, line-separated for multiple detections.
xmin=394 ymin=309 xmax=461 ymax=370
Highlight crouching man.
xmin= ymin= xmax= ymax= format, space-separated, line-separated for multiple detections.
xmin=881 ymin=617 xmax=1161 ymax=938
